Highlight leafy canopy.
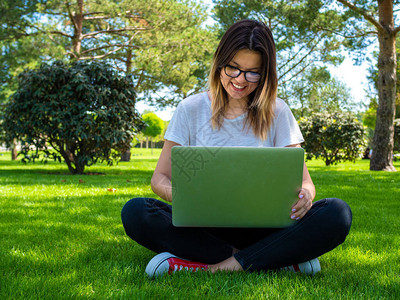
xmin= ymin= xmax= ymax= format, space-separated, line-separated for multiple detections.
xmin=0 ymin=0 xmax=217 ymax=108
xmin=142 ymin=112 xmax=164 ymax=138
xmin=1 ymin=60 xmax=143 ymax=174
xmin=284 ymin=66 xmax=357 ymax=119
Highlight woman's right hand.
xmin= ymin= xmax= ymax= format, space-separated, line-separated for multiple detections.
xmin=150 ymin=140 xmax=181 ymax=202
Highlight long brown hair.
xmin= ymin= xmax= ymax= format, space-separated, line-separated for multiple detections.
xmin=208 ymin=19 xmax=278 ymax=140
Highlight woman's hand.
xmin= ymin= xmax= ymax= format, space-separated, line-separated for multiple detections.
xmin=285 ymin=144 xmax=316 ymax=221
xmin=291 ymin=188 xmax=313 ymax=220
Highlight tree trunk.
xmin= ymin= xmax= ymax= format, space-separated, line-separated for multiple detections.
xmin=59 ymin=149 xmax=77 ymax=174
xmin=146 ymin=136 xmax=149 ymax=148
xmin=75 ymin=162 xmax=85 ymax=174
xmin=11 ymin=139 xmax=18 ymax=160
xmin=120 ymin=149 xmax=131 ymax=161
xmin=71 ymin=0 xmax=83 ymax=59
xmin=371 ymin=0 xmax=397 ymax=171
xmin=119 ymin=43 xmax=135 ymax=162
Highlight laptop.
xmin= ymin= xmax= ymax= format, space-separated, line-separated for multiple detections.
xmin=171 ymin=146 xmax=304 ymax=228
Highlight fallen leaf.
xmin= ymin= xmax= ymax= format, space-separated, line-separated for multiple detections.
xmin=79 ymin=179 xmax=85 ymax=184
xmin=107 ymin=188 xmax=117 ymax=192
xmin=61 ymin=179 xmax=66 ymax=183
xmin=126 ymin=179 xmax=132 ymax=182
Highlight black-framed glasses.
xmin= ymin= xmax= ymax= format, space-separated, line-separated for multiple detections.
xmin=224 ymin=65 xmax=261 ymax=83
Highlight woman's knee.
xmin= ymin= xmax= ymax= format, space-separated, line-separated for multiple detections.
xmin=121 ymin=197 xmax=149 ymax=239
xmin=323 ymin=198 xmax=353 ymax=242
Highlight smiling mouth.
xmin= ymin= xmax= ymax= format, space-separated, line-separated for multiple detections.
xmin=232 ymin=82 xmax=245 ymax=90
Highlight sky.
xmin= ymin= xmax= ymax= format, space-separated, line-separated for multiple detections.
xmin=136 ymin=0 xmax=374 ymax=121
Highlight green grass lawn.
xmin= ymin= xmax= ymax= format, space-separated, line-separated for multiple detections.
xmin=1 ymin=149 xmax=399 ymax=299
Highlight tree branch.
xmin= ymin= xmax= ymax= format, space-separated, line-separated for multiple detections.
xmin=393 ymin=26 xmax=400 ymax=35
xmin=136 ymin=70 xmax=146 ymax=89
xmin=279 ymin=61 xmax=313 ymax=85
xmin=80 ymin=44 xmax=139 ymax=55
xmin=83 ymin=15 xmax=111 ymax=20
xmin=48 ymin=138 xmax=61 ymax=153
xmin=278 ymin=33 xmax=321 ymax=72
xmin=335 ymin=0 xmax=385 ymax=32
xmin=83 ymin=11 xmax=105 ymax=17
xmin=66 ymin=50 xmax=79 ymax=59
xmin=316 ymin=25 xmax=378 ymax=37
xmin=27 ymin=24 xmax=73 ymax=38
xmin=79 ymin=35 xmax=136 ymax=60
xmin=49 ymin=30 xmax=74 ymax=38
xmin=65 ymin=0 xmax=79 ymax=33
xmin=79 ymin=48 xmax=122 ymax=60
xmin=82 ymin=11 xmax=146 ymax=22
xmin=278 ymin=36 xmax=322 ymax=80
xmin=81 ymin=27 xmax=147 ymax=39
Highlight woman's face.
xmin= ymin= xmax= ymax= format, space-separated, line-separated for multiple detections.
xmin=220 ymin=49 xmax=262 ymax=103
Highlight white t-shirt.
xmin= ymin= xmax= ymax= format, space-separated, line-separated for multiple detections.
xmin=164 ymin=92 xmax=304 ymax=147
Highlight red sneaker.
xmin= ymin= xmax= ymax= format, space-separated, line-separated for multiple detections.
xmin=145 ymin=252 xmax=208 ymax=278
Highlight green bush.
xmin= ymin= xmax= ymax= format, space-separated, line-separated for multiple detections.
xmin=1 ymin=60 xmax=143 ymax=174
xmin=142 ymin=112 xmax=164 ymax=138
xmin=298 ymin=112 xmax=366 ymax=166
xmin=394 ymin=118 xmax=400 ymax=153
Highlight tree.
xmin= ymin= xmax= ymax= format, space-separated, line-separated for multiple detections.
xmin=0 ymin=0 xmax=44 ymax=103
xmin=111 ymin=0 xmax=216 ymax=107
xmin=282 ymin=66 xmax=357 ymax=119
xmin=299 ymin=112 xmax=366 ymax=166
xmin=1 ymin=0 xmax=215 ymax=161
xmin=0 ymin=0 xmax=67 ymax=160
xmin=1 ymin=60 xmax=143 ymax=174
xmin=142 ymin=112 xmax=164 ymax=154
xmin=328 ymin=0 xmax=399 ymax=171
xmin=2 ymin=0 xmax=216 ymax=106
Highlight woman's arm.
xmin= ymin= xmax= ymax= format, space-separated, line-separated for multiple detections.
xmin=151 ymin=140 xmax=181 ymax=202
xmin=286 ymin=144 xmax=316 ymax=220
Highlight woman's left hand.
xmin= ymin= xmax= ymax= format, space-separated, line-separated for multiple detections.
xmin=290 ymin=188 xmax=313 ymax=220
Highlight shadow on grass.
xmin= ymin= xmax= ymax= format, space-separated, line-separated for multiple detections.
xmin=0 ymin=168 xmax=155 ymax=188
xmin=0 ymin=157 xmax=158 ymax=173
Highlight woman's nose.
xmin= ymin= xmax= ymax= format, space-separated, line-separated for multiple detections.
xmin=236 ymin=72 xmax=247 ymax=83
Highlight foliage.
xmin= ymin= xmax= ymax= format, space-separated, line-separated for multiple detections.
xmin=142 ymin=113 xmax=165 ymax=138
xmin=299 ymin=112 xmax=366 ymax=166
xmin=361 ymin=98 xmax=377 ymax=147
xmin=1 ymin=60 xmax=144 ymax=174
xmin=133 ymin=119 xmax=168 ymax=147
xmin=395 ymin=119 xmax=400 ymax=153
xmin=362 ymin=98 xmax=377 ymax=130
xmin=0 ymin=0 xmax=216 ymax=108
xmin=284 ymin=66 xmax=357 ymax=119
xmin=117 ymin=0 xmax=217 ymax=106
xmin=0 ymin=0 xmax=56 ymax=104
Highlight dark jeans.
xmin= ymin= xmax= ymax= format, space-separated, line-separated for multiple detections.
xmin=121 ymin=197 xmax=352 ymax=271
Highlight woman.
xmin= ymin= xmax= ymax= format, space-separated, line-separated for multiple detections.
xmin=121 ymin=19 xmax=352 ymax=277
